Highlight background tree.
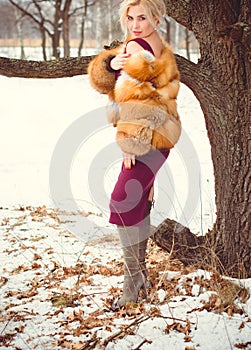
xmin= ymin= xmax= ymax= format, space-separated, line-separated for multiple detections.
xmin=0 ymin=0 xmax=250 ymax=277
xmin=14 ymin=9 xmax=26 ymax=59
xmin=77 ymin=0 xmax=94 ymax=57
xmin=7 ymin=0 xmax=88 ymax=59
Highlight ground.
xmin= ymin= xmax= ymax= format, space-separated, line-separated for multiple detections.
xmin=0 ymin=205 xmax=250 ymax=350
xmin=0 ymin=75 xmax=250 ymax=350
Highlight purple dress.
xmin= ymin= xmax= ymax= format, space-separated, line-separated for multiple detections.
xmin=109 ymin=38 xmax=170 ymax=226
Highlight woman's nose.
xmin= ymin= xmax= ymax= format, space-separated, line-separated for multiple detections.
xmin=132 ymin=19 xmax=139 ymax=29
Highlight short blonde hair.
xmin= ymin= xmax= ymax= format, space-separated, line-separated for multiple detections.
xmin=119 ymin=0 xmax=166 ymax=36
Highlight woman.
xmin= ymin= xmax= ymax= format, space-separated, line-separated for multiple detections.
xmin=88 ymin=0 xmax=181 ymax=307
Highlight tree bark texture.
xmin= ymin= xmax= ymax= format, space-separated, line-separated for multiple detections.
xmin=0 ymin=56 xmax=93 ymax=78
xmin=159 ymin=0 xmax=251 ymax=277
xmin=153 ymin=219 xmax=221 ymax=271
xmin=52 ymin=0 xmax=62 ymax=59
xmin=62 ymin=0 xmax=72 ymax=57
xmin=0 ymin=0 xmax=250 ymax=277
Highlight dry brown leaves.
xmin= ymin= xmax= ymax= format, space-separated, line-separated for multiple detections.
xmin=165 ymin=318 xmax=192 ymax=342
xmin=0 ymin=206 xmax=250 ymax=349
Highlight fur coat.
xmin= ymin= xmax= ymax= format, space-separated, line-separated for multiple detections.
xmin=88 ymin=39 xmax=181 ymax=156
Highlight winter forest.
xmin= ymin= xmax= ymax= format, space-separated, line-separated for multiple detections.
xmin=0 ymin=0 xmax=198 ymax=60
xmin=0 ymin=0 xmax=250 ymax=349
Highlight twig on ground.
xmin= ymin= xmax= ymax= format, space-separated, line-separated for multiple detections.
xmin=133 ymin=338 xmax=152 ymax=349
xmin=82 ymin=331 xmax=99 ymax=349
xmin=156 ymin=314 xmax=196 ymax=325
xmin=102 ymin=314 xmax=150 ymax=346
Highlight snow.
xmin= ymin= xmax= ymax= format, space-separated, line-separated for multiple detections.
xmin=0 ymin=74 xmax=250 ymax=350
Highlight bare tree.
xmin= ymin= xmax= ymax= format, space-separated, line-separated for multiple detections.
xmin=76 ymin=0 xmax=96 ymax=56
xmin=7 ymin=0 xmax=88 ymax=59
xmin=0 ymin=1 xmax=16 ymax=39
xmin=95 ymin=0 xmax=102 ymax=50
xmin=14 ymin=9 xmax=26 ymax=59
xmin=106 ymin=0 xmax=113 ymax=43
xmin=184 ymin=28 xmax=190 ymax=60
xmin=77 ymin=0 xmax=88 ymax=57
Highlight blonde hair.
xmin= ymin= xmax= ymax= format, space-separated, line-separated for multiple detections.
xmin=119 ymin=0 xmax=166 ymax=36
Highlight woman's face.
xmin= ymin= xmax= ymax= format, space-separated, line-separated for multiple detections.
xmin=127 ymin=5 xmax=156 ymax=38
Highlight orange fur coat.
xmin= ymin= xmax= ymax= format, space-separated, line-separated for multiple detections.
xmin=88 ymin=39 xmax=181 ymax=156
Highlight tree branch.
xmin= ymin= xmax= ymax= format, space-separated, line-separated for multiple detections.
xmin=8 ymin=0 xmax=52 ymax=37
xmin=164 ymin=0 xmax=192 ymax=30
xmin=153 ymin=218 xmax=224 ymax=272
xmin=0 ymin=56 xmax=94 ymax=78
xmin=0 ymin=53 xmax=202 ymax=90
xmin=175 ymin=54 xmax=200 ymax=89
xmin=8 ymin=0 xmax=42 ymax=27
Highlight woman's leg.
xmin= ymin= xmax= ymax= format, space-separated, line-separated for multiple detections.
xmin=138 ymin=199 xmax=152 ymax=284
xmin=117 ymin=225 xmax=146 ymax=306
xmin=116 ymin=200 xmax=152 ymax=307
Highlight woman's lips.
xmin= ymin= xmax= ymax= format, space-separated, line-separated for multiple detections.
xmin=133 ymin=31 xmax=141 ymax=36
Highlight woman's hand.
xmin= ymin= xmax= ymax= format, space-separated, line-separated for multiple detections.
xmin=123 ymin=152 xmax=136 ymax=170
xmin=110 ymin=44 xmax=131 ymax=70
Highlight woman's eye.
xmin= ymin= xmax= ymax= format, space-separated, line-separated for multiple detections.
xmin=127 ymin=16 xmax=133 ymax=21
xmin=139 ymin=16 xmax=146 ymax=21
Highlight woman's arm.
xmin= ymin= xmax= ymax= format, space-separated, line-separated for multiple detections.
xmin=88 ymin=47 xmax=120 ymax=95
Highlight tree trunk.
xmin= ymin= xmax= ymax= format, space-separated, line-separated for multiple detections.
xmin=164 ymin=15 xmax=171 ymax=44
xmin=173 ymin=21 xmax=179 ymax=52
xmin=40 ymin=26 xmax=47 ymax=61
xmin=107 ymin=0 xmax=113 ymax=44
xmin=185 ymin=28 xmax=190 ymax=60
xmin=52 ymin=0 xmax=62 ymax=59
xmin=62 ymin=0 xmax=72 ymax=57
xmin=153 ymin=219 xmax=219 ymax=270
xmin=95 ymin=1 xmax=103 ymax=50
xmin=158 ymin=0 xmax=251 ymax=278
xmin=78 ymin=0 xmax=88 ymax=57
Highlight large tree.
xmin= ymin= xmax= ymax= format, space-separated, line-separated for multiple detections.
xmin=0 ymin=0 xmax=250 ymax=277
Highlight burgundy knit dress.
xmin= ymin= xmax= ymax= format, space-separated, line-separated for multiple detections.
xmin=109 ymin=38 xmax=170 ymax=227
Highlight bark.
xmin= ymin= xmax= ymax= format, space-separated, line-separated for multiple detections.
xmin=52 ymin=0 xmax=62 ymax=59
xmin=0 ymin=56 xmax=93 ymax=78
xmin=0 ymin=53 xmax=189 ymax=79
xmin=153 ymin=219 xmax=221 ymax=272
xmin=62 ymin=0 xmax=72 ymax=57
xmin=78 ymin=0 xmax=88 ymax=57
xmin=95 ymin=1 xmax=102 ymax=50
xmin=159 ymin=0 xmax=251 ymax=278
xmin=185 ymin=28 xmax=190 ymax=60
xmin=40 ymin=27 xmax=47 ymax=61
xmin=164 ymin=16 xmax=171 ymax=44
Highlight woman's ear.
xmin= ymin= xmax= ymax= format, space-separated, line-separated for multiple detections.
xmin=153 ymin=16 xmax=159 ymax=28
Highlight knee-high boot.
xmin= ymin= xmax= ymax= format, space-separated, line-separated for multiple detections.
xmin=138 ymin=200 xmax=152 ymax=286
xmin=118 ymin=244 xmax=145 ymax=306
xmin=115 ymin=201 xmax=153 ymax=307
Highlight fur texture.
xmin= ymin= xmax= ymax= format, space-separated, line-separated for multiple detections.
xmin=88 ymin=39 xmax=181 ymax=155
xmin=88 ymin=46 xmax=121 ymax=96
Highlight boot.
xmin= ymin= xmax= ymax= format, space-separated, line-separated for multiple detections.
xmin=138 ymin=238 xmax=150 ymax=286
xmin=117 ymin=242 xmax=146 ymax=307
xmin=114 ymin=200 xmax=153 ymax=308
xmin=138 ymin=201 xmax=152 ymax=287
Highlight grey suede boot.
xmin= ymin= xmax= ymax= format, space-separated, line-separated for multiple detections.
xmin=138 ymin=201 xmax=152 ymax=287
xmin=117 ymin=242 xmax=146 ymax=307
xmin=138 ymin=238 xmax=149 ymax=283
xmin=112 ymin=200 xmax=153 ymax=308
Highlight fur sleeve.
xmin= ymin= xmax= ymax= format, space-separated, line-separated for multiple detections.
xmin=88 ymin=46 xmax=121 ymax=95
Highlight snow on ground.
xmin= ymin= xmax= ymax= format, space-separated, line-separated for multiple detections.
xmin=0 ymin=75 xmax=250 ymax=349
